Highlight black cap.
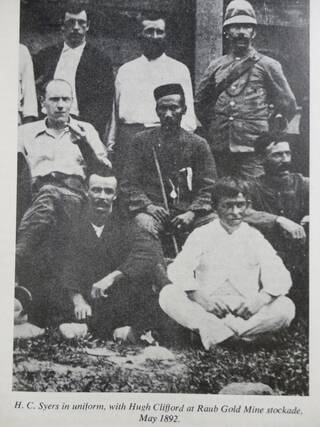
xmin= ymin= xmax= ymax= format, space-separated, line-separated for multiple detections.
xmin=154 ymin=83 xmax=185 ymax=101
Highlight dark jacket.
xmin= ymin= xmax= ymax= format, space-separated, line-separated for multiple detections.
xmin=195 ymin=48 xmax=297 ymax=152
xmin=250 ymin=173 xmax=309 ymax=224
xmin=61 ymin=207 xmax=164 ymax=300
xmin=34 ymin=42 xmax=114 ymax=137
xmin=121 ymin=127 xmax=217 ymax=215
xmin=249 ymin=172 xmax=309 ymax=272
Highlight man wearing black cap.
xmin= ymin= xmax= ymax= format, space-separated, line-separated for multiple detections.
xmin=105 ymin=13 xmax=197 ymax=176
xmin=195 ymin=0 xmax=297 ymax=179
xmin=121 ymin=83 xmax=216 ymax=248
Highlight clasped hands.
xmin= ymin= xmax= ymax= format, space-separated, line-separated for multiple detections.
xmin=196 ymin=291 xmax=273 ymax=321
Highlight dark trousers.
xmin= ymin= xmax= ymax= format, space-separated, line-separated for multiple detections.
xmin=16 ymin=183 xmax=84 ymax=269
xmin=133 ymin=211 xmax=217 ymax=258
xmin=16 ymin=182 xmax=85 ymax=325
xmin=57 ymin=278 xmax=163 ymax=338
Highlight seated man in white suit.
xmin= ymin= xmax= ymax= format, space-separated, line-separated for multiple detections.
xmin=159 ymin=177 xmax=295 ymax=350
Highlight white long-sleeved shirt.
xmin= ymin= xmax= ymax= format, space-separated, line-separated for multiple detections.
xmin=168 ymin=219 xmax=292 ymax=298
xmin=18 ymin=117 xmax=109 ymax=179
xmin=54 ymin=42 xmax=86 ymax=116
xmin=106 ymin=54 xmax=197 ymax=150
xmin=19 ymin=44 xmax=38 ymax=119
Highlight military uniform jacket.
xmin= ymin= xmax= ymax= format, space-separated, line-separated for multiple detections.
xmin=195 ymin=48 xmax=297 ymax=152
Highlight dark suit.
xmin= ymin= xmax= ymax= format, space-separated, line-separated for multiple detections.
xmin=34 ymin=42 xmax=114 ymax=137
xmin=59 ymin=206 xmax=166 ymax=336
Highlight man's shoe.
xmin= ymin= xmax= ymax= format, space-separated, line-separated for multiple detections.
xmin=14 ymin=322 xmax=45 ymax=339
xmin=113 ymin=326 xmax=137 ymax=344
xmin=59 ymin=323 xmax=88 ymax=339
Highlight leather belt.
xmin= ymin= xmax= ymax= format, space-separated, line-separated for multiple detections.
xmin=33 ymin=172 xmax=85 ymax=194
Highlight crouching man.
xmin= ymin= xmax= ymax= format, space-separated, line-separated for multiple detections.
xmin=58 ymin=171 xmax=165 ymax=340
xmin=159 ymin=177 xmax=295 ymax=350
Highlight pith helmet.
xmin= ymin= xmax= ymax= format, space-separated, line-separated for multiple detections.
xmin=223 ymin=0 xmax=257 ymax=27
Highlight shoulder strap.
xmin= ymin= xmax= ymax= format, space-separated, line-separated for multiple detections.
xmin=214 ymin=52 xmax=261 ymax=103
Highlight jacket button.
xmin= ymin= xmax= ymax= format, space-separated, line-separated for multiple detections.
xmin=229 ymin=116 xmax=234 ymax=121
xmin=230 ymin=101 xmax=235 ymax=107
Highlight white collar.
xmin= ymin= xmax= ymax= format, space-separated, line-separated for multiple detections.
xmin=62 ymin=41 xmax=86 ymax=53
xmin=141 ymin=53 xmax=167 ymax=64
xmin=210 ymin=218 xmax=248 ymax=237
xmin=36 ymin=116 xmax=78 ymax=137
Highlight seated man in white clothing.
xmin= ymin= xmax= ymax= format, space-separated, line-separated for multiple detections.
xmin=159 ymin=177 xmax=295 ymax=350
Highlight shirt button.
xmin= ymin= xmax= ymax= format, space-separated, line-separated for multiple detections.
xmin=229 ymin=101 xmax=235 ymax=107
xmin=229 ymin=116 xmax=234 ymax=121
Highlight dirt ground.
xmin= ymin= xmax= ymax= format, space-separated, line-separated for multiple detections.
xmin=13 ymin=319 xmax=308 ymax=395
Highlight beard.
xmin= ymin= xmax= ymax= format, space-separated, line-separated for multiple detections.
xmin=141 ymin=38 xmax=166 ymax=60
xmin=265 ymin=161 xmax=292 ymax=176
xmin=231 ymin=35 xmax=251 ymax=49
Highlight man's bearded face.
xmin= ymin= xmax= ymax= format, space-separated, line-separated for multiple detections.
xmin=264 ymin=141 xmax=292 ymax=176
xmin=225 ymin=23 xmax=256 ymax=52
xmin=140 ymin=19 xmax=166 ymax=60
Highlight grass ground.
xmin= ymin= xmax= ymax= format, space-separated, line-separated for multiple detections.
xmin=12 ymin=318 xmax=308 ymax=395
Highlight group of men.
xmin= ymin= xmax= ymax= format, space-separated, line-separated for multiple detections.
xmin=15 ymin=0 xmax=308 ymax=350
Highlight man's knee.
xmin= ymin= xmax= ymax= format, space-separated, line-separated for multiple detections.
xmin=271 ymin=296 xmax=296 ymax=326
xmin=133 ymin=213 xmax=161 ymax=237
xmin=159 ymin=284 xmax=180 ymax=313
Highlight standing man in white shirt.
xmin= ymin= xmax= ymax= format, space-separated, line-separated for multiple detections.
xmin=159 ymin=177 xmax=295 ymax=350
xmin=106 ymin=13 xmax=197 ymax=175
xmin=34 ymin=0 xmax=114 ymax=138
xmin=19 ymin=44 xmax=38 ymax=125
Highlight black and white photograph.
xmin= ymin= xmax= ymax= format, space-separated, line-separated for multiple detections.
xmin=9 ymin=0 xmax=311 ymax=403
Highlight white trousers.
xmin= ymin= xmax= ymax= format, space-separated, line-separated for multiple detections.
xmin=159 ymin=285 xmax=295 ymax=349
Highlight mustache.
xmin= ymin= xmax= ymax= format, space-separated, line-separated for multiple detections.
xmin=94 ymin=200 xmax=109 ymax=207
xmin=233 ymin=35 xmax=250 ymax=41
xmin=278 ymin=162 xmax=292 ymax=171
